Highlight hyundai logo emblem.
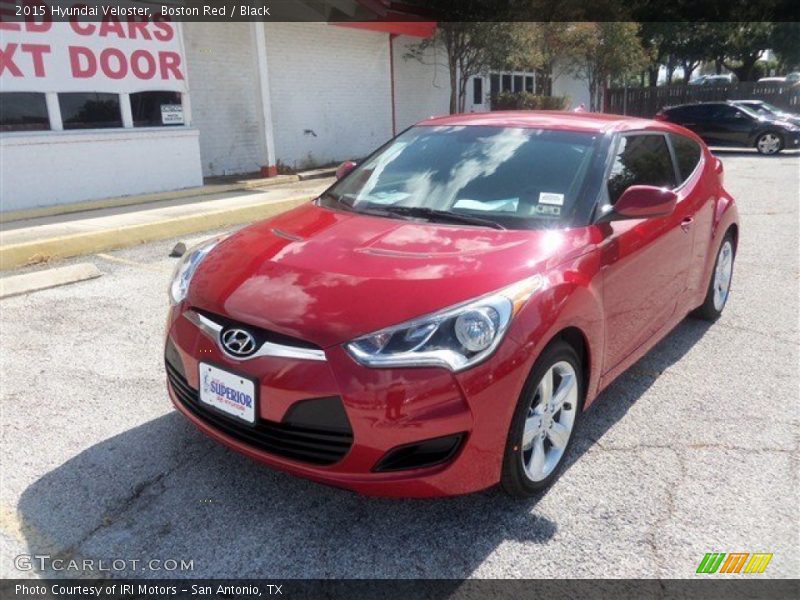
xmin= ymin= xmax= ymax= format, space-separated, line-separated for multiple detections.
xmin=221 ymin=328 xmax=258 ymax=357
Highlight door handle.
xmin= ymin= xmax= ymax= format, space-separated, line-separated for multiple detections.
xmin=681 ymin=217 xmax=694 ymax=232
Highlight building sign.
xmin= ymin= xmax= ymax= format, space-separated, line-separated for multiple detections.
xmin=0 ymin=0 xmax=188 ymax=94
xmin=160 ymin=103 xmax=183 ymax=124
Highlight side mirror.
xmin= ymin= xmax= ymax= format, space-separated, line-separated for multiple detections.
xmin=614 ymin=185 xmax=678 ymax=219
xmin=335 ymin=161 xmax=357 ymax=180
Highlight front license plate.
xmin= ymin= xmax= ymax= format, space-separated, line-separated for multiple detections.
xmin=198 ymin=363 xmax=256 ymax=424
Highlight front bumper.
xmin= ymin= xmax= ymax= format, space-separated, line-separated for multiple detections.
xmin=165 ymin=305 xmax=529 ymax=497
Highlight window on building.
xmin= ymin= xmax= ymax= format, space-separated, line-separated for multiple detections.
xmin=607 ymin=134 xmax=677 ymax=205
xmin=525 ymin=76 xmax=534 ymax=93
xmin=472 ymin=78 xmax=483 ymax=105
xmin=130 ymin=91 xmax=184 ymax=127
xmin=0 ymin=93 xmax=49 ymax=132
xmin=490 ymin=74 xmax=500 ymax=98
xmin=513 ymin=75 xmax=523 ymax=92
xmin=669 ymin=134 xmax=702 ymax=184
xmin=502 ymin=74 xmax=512 ymax=92
xmin=59 ymin=93 xmax=122 ymax=130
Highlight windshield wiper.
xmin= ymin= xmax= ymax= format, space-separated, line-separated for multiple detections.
xmin=320 ymin=190 xmax=357 ymax=209
xmin=380 ymin=206 xmax=506 ymax=230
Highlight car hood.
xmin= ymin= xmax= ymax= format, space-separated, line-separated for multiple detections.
xmin=759 ymin=114 xmax=800 ymax=128
xmin=188 ymin=203 xmax=596 ymax=348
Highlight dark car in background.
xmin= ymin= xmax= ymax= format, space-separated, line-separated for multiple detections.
xmin=656 ymin=101 xmax=800 ymax=155
xmin=731 ymin=100 xmax=800 ymax=127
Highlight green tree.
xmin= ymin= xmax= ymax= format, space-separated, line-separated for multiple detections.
xmin=721 ymin=22 xmax=775 ymax=81
xmin=666 ymin=23 xmax=718 ymax=83
xmin=638 ymin=22 xmax=673 ymax=86
xmin=770 ymin=22 xmax=800 ymax=71
xmin=405 ymin=1 xmax=523 ymax=114
xmin=565 ymin=22 xmax=648 ymax=110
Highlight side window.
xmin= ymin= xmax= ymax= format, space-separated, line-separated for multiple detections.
xmin=59 ymin=93 xmax=122 ymax=130
xmin=713 ymin=105 xmax=745 ymax=120
xmin=0 ymin=93 xmax=49 ymax=132
xmin=668 ymin=106 xmax=693 ymax=121
xmin=669 ymin=134 xmax=702 ymax=184
xmin=130 ymin=91 xmax=183 ymax=127
xmin=472 ymin=78 xmax=483 ymax=105
xmin=688 ymin=105 xmax=716 ymax=120
xmin=607 ymin=134 xmax=677 ymax=205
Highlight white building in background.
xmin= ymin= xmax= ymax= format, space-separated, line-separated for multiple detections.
xmin=0 ymin=18 xmax=589 ymax=214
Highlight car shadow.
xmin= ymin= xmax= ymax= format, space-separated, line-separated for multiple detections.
xmin=15 ymin=318 xmax=711 ymax=579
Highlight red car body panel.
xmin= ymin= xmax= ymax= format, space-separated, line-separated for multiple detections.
xmin=165 ymin=112 xmax=739 ymax=497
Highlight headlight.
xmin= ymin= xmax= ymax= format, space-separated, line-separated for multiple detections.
xmin=168 ymin=237 xmax=226 ymax=304
xmin=346 ymin=275 xmax=544 ymax=371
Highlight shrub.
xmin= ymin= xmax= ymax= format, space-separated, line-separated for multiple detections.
xmin=491 ymin=91 xmax=569 ymax=111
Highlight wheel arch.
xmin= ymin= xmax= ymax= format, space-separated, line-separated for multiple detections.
xmin=726 ymin=222 xmax=739 ymax=251
xmin=754 ymin=129 xmax=784 ymax=150
xmin=542 ymin=326 xmax=592 ymax=411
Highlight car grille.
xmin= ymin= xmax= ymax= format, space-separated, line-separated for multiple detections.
xmin=166 ymin=361 xmax=353 ymax=466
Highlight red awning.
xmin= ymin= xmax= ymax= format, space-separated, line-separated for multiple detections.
xmin=333 ymin=21 xmax=437 ymax=38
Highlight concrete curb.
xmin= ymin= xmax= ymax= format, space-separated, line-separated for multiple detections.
xmin=0 ymin=174 xmax=301 ymax=224
xmin=0 ymin=195 xmax=310 ymax=271
xmin=0 ymin=263 xmax=102 ymax=299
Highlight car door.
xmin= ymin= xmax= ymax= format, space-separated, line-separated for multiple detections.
xmin=596 ymin=132 xmax=696 ymax=375
xmin=669 ymin=104 xmax=715 ymax=144
xmin=706 ymin=105 xmax=757 ymax=147
xmin=668 ymin=132 xmax=715 ymax=308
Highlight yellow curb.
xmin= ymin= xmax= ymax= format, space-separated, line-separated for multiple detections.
xmin=0 ymin=195 xmax=310 ymax=271
xmin=0 ymin=175 xmax=301 ymax=224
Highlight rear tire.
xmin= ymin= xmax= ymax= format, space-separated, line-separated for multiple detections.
xmin=501 ymin=340 xmax=584 ymax=498
xmin=755 ymin=131 xmax=783 ymax=155
xmin=693 ymin=231 xmax=736 ymax=321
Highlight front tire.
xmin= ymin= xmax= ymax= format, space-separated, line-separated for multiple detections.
xmin=756 ymin=132 xmax=783 ymax=155
xmin=501 ymin=340 xmax=584 ymax=498
xmin=693 ymin=231 xmax=736 ymax=321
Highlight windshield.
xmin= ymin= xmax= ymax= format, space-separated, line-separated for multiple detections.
xmin=746 ymin=102 xmax=783 ymax=117
xmin=319 ymin=125 xmax=599 ymax=230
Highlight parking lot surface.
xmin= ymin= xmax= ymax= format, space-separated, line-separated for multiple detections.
xmin=1 ymin=152 xmax=798 ymax=579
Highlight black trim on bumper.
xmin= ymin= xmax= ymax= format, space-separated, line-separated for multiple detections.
xmin=373 ymin=433 xmax=466 ymax=472
xmin=166 ymin=360 xmax=353 ymax=466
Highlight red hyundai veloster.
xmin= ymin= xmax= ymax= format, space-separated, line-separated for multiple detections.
xmin=165 ymin=112 xmax=738 ymax=497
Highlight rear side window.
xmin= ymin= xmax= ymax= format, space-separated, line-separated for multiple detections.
xmin=670 ymin=104 xmax=716 ymax=121
xmin=670 ymin=134 xmax=703 ymax=183
xmin=665 ymin=106 xmax=692 ymax=120
xmin=712 ymin=105 xmax=742 ymax=119
xmin=607 ymin=134 xmax=677 ymax=205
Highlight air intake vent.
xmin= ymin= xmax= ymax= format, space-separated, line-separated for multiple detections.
xmin=373 ymin=433 xmax=465 ymax=472
xmin=166 ymin=361 xmax=352 ymax=466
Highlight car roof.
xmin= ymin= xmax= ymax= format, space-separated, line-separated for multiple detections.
xmin=665 ymin=102 xmax=727 ymax=110
xmin=417 ymin=110 xmax=659 ymax=134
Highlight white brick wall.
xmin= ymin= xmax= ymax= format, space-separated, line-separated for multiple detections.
xmin=183 ymin=23 xmax=267 ymax=177
xmin=392 ymin=35 xmax=451 ymax=131
xmin=264 ymin=23 xmax=393 ymax=169
xmin=0 ymin=129 xmax=202 ymax=212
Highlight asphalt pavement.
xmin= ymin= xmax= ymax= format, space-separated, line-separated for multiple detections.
xmin=0 ymin=151 xmax=798 ymax=579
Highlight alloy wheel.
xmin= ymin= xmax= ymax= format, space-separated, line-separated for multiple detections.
xmin=757 ymin=133 xmax=781 ymax=155
xmin=713 ymin=240 xmax=734 ymax=311
xmin=521 ymin=361 xmax=578 ymax=482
